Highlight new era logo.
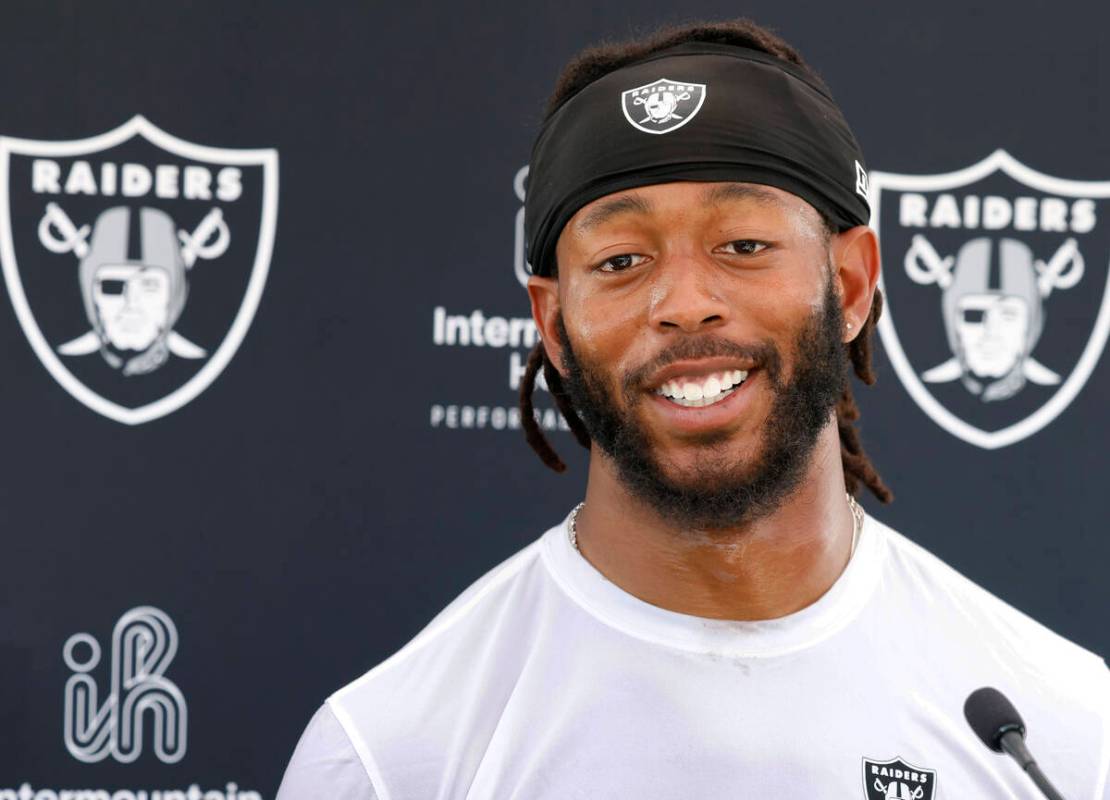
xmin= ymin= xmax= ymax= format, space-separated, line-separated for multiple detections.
xmin=856 ymin=160 xmax=870 ymax=200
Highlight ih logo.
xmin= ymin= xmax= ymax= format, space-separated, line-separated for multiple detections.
xmin=621 ymin=78 xmax=706 ymax=135
xmin=63 ymin=606 xmax=186 ymax=764
xmin=871 ymin=151 xmax=1110 ymax=448
xmin=0 ymin=116 xmax=278 ymax=424
xmin=862 ymin=756 xmax=937 ymax=800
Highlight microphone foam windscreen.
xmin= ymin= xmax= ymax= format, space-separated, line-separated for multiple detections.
xmin=964 ymin=687 xmax=1026 ymax=752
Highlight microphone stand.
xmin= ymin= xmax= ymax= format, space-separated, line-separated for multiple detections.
xmin=999 ymin=730 xmax=1067 ymax=800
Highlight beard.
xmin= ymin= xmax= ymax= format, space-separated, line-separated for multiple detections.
xmin=558 ymin=275 xmax=847 ymax=530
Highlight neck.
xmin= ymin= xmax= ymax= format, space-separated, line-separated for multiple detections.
xmin=574 ymin=425 xmax=856 ymax=621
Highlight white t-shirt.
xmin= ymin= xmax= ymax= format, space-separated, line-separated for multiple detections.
xmin=276 ymin=512 xmax=1110 ymax=800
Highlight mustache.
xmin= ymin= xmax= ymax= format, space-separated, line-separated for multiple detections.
xmin=622 ymin=334 xmax=783 ymax=396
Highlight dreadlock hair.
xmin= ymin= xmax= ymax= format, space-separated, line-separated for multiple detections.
xmin=519 ymin=18 xmax=892 ymax=504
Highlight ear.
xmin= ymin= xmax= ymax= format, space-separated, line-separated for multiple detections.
xmin=527 ymin=275 xmax=566 ymax=374
xmin=830 ymin=225 xmax=881 ymax=343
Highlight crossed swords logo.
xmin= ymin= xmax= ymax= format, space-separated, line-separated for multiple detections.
xmin=872 ymin=777 xmax=925 ymax=799
xmin=38 ymin=201 xmax=229 ymax=360
xmin=904 ymin=233 xmax=1083 ymax=387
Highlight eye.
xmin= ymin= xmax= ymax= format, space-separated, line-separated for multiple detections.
xmin=596 ymin=253 xmax=648 ymax=273
xmin=719 ymin=240 xmax=768 ymax=256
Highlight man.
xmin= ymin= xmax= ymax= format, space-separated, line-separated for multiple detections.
xmin=278 ymin=20 xmax=1110 ymax=799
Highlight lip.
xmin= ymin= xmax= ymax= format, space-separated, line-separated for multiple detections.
xmin=645 ymin=369 xmax=759 ymax=436
xmin=645 ymin=357 xmax=758 ymax=391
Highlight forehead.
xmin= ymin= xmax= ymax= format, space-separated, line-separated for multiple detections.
xmin=565 ymin=181 xmax=823 ymax=236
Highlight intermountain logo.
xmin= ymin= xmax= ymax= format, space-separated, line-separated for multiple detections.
xmin=620 ymin=78 xmax=706 ymax=135
xmin=0 ymin=116 xmax=278 ymax=424
xmin=862 ymin=756 xmax=937 ymax=800
xmin=63 ymin=606 xmax=187 ymax=764
xmin=427 ymin=166 xmax=570 ymax=435
xmin=871 ymin=151 xmax=1110 ymax=448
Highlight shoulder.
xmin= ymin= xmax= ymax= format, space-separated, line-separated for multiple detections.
xmin=871 ymin=516 xmax=1110 ymax=787
xmin=335 ymin=534 xmax=549 ymax=698
xmin=314 ymin=533 xmax=558 ymax=797
xmin=275 ymin=704 xmax=381 ymax=800
xmin=874 ymin=516 xmax=1105 ymax=678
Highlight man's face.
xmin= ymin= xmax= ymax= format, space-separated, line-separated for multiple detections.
xmin=546 ymin=181 xmax=848 ymax=528
xmin=93 ymin=263 xmax=172 ymax=351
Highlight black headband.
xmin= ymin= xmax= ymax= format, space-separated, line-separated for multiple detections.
xmin=524 ymin=42 xmax=871 ymax=277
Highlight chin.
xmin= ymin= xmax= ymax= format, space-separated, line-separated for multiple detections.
xmin=650 ymin=438 xmax=763 ymax=488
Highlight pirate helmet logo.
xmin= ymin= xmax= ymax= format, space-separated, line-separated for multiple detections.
xmin=44 ymin=203 xmax=229 ymax=376
xmin=0 ymin=116 xmax=277 ymax=424
xmin=870 ymin=151 xmax=1110 ymax=448
xmin=907 ymin=234 xmax=1082 ymax=402
xmin=621 ymin=78 xmax=707 ymax=135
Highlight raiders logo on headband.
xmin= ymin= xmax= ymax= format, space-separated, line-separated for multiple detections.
xmin=620 ymin=78 xmax=706 ymax=135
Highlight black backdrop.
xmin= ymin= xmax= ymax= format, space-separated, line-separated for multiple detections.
xmin=1 ymin=2 xmax=1108 ymax=797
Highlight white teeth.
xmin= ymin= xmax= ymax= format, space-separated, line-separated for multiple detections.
xmin=655 ymin=369 xmax=751 ymax=405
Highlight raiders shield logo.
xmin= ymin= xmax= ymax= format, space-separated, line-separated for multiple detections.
xmin=0 ymin=116 xmax=277 ymax=424
xmin=871 ymin=150 xmax=1110 ymax=448
xmin=862 ymin=756 xmax=937 ymax=800
xmin=621 ymin=78 xmax=706 ymax=135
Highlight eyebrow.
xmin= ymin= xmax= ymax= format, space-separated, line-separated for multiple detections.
xmin=702 ymin=183 xmax=784 ymax=207
xmin=574 ymin=194 xmax=653 ymax=233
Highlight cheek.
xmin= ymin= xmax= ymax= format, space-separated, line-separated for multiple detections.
xmin=575 ymin=311 xmax=639 ymax=371
xmin=564 ymin=292 xmax=646 ymax=377
xmin=726 ymin=274 xmax=821 ymax=339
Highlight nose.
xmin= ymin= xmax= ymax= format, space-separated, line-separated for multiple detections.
xmin=647 ymin=258 xmax=729 ymax=334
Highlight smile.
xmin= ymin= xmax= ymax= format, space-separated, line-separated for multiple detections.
xmin=654 ymin=369 xmax=749 ymax=408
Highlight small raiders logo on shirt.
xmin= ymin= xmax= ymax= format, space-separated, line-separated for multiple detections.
xmin=862 ymin=756 xmax=937 ymax=799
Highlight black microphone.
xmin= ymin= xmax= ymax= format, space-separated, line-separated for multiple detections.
xmin=963 ymin=687 xmax=1067 ymax=800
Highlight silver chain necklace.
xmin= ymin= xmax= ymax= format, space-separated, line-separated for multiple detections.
xmin=568 ymin=493 xmax=865 ymax=555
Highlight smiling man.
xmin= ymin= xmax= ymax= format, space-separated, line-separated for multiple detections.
xmin=277 ymin=20 xmax=1110 ymax=800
